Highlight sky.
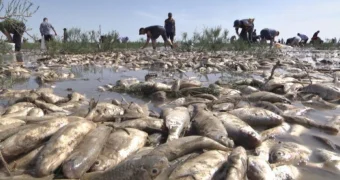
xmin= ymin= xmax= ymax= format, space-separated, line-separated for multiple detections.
xmin=3 ymin=0 xmax=340 ymax=42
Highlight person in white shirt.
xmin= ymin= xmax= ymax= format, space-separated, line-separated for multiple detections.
xmin=297 ymin=33 xmax=309 ymax=45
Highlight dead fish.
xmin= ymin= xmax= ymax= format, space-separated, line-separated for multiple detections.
xmin=273 ymin=165 xmax=300 ymax=180
xmin=326 ymin=116 xmax=340 ymax=131
xmin=169 ymin=150 xmax=229 ymax=180
xmin=302 ymin=95 xmax=338 ymax=110
xmin=237 ymin=85 xmax=259 ymax=95
xmin=148 ymin=136 xmax=231 ymax=161
xmin=40 ymin=92 xmax=68 ymax=104
xmin=34 ymin=100 xmax=69 ymax=114
xmin=244 ymin=91 xmax=291 ymax=104
xmin=252 ymin=101 xmax=283 ymax=115
xmin=106 ymin=117 xmax=164 ymax=133
xmin=62 ymin=125 xmax=112 ymax=179
xmin=247 ymin=156 xmax=275 ymax=180
xmin=82 ymin=155 xmax=169 ymax=180
xmin=85 ymin=102 xmax=124 ymax=122
xmin=300 ymin=84 xmax=340 ymax=101
xmin=180 ymin=79 xmax=202 ymax=89
xmin=116 ymin=78 xmax=140 ymax=89
xmin=171 ymin=79 xmax=181 ymax=92
xmin=225 ymin=146 xmax=248 ymax=180
xmin=0 ymin=174 xmax=54 ymax=180
xmin=146 ymin=133 xmax=164 ymax=147
xmin=191 ymin=105 xmax=234 ymax=148
xmin=27 ymin=108 xmax=44 ymax=117
xmin=161 ymin=106 xmax=190 ymax=142
xmin=192 ymin=93 xmax=218 ymax=101
xmin=6 ymin=145 xmax=44 ymax=173
xmin=0 ymin=118 xmax=26 ymax=132
xmin=312 ymin=135 xmax=340 ymax=151
xmin=0 ymin=117 xmax=71 ymax=160
xmin=215 ymin=112 xmax=262 ymax=149
xmin=212 ymin=103 xmax=235 ymax=112
xmin=282 ymin=115 xmax=338 ymax=135
xmin=2 ymin=108 xmax=34 ymax=118
xmin=68 ymin=92 xmax=86 ymax=102
xmin=269 ymin=141 xmax=312 ymax=164
xmin=35 ymin=120 xmax=96 ymax=177
xmin=2 ymin=102 xmax=36 ymax=115
xmin=305 ymin=160 xmax=340 ymax=175
xmin=314 ymin=148 xmax=340 ymax=162
xmin=90 ymin=128 xmax=148 ymax=172
xmin=229 ymin=107 xmax=284 ymax=127
xmin=156 ymin=153 xmax=201 ymax=180
xmin=0 ymin=124 xmax=36 ymax=142
xmin=260 ymin=123 xmax=291 ymax=141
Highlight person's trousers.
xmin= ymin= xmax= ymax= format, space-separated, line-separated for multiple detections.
xmin=240 ymin=27 xmax=253 ymax=43
xmin=12 ymin=32 xmax=22 ymax=52
xmin=166 ymin=32 xmax=174 ymax=42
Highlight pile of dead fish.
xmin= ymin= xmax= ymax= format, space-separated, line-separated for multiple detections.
xmin=0 ymin=73 xmax=339 ymax=179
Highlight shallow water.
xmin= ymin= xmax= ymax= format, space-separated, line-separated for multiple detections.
xmin=1 ymin=51 xmax=340 ymax=179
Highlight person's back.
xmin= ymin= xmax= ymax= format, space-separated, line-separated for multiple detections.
xmin=165 ymin=18 xmax=175 ymax=34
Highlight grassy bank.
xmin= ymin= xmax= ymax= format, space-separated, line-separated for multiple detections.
xmin=8 ymin=26 xmax=340 ymax=57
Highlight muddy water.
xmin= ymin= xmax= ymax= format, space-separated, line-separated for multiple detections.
xmin=1 ymin=51 xmax=340 ymax=180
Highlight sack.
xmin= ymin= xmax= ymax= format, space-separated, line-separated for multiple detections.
xmin=41 ymin=36 xmax=46 ymax=50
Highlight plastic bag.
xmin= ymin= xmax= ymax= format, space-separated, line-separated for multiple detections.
xmin=41 ymin=36 xmax=46 ymax=50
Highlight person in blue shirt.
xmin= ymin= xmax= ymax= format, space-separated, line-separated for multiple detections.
xmin=233 ymin=18 xmax=255 ymax=43
xmin=260 ymin=28 xmax=280 ymax=48
xmin=165 ymin=12 xmax=175 ymax=44
xmin=297 ymin=33 xmax=308 ymax=45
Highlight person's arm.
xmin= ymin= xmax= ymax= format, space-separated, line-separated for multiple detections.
xmin=235 ymin=28 xmax=239 ymax=36
xmin=39 ymin=23 xmax=43 ymax=36
xmin=173 ymin=19 xmax=176 ymax=36
xmin=49 ymin=23 xmax=57 ymax=35
xmin=141 ymin=36 xmax=150 ymax=49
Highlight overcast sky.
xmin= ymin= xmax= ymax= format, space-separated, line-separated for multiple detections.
xmin=10 ymin=0 xmax=340 ymax=41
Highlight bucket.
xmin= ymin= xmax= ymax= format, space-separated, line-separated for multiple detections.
xmin=5 ymin=42 xmax=15 ymax=52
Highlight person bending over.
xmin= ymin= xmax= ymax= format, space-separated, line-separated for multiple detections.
xmin=233 ymin=18 xmax=255 ymax=43
xmin=260 ymin=28 xmax=280 ymax=48
xmin=0 ymin=18 xmax=26 ymax=52
xmin=139 ymin=25 xmax=173 ymax=50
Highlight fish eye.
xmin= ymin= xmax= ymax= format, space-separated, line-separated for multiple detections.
xmin=151 ymin=168 xmax=159 ymax=175
xmin=94 ymin=160 xmax=100 ymax=165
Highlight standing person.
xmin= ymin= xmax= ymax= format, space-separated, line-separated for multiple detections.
xmin=260 ymin=28 xmax=280 ymax=48
xmin=40 ymin=17 xmax=57 ymax=42
xmin=63 ymin=28 xmax=68 ymax=42
xmin=233 ymin=18 xmax=255 ymax=43
xmin=139 ymin=25 xmax=173 ymax=50
xmin=164 ymin=12 xmax=175 ymax=44
xmin=297 ymin=33 xmax=308 ymax=45
xmin=0 ymin=18 xmax=26 ymax=52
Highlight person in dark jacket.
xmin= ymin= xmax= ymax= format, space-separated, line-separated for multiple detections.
xmin=0 ymin=18 xmax=26 ymax=52
xmin=139 ymin=25 xmax=173 ymax=50
xmin=165 ymin=12 xmax=175 ymax=44
xmin=233 ymin=18 xmax=254 ymax=43
xmin=260 ymin=28 xmax=280 ymax=48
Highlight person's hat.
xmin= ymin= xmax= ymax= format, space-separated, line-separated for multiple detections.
xmin=233 ymin=20 xmax=240 ymax=27
xmin=139 ymin=28 xmax=144 ymax=35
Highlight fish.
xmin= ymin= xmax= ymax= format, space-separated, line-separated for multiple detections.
xmin=191 ymin=105 xmax=234 ymax=148
xmin=244 ymin=91 xmax=291 ymax=104
xmin=260 ymin=123 xmax=291 ymax=141
xmin=35 ymin=120 xmax=96 ymax=177
xmin=269 ymin=141 xmax=312 ymax=164
xmin=1 ymin=108 xmax=34 ymax=118
xmin=62 ymin=125 xmax=112 ymax=179
xmin=34 ymin=100 xmax=69 ymax=113
xmin=0 ymin=117 xmax=71 ymax=160
xmin=146 ymin=133 xmax=165 ymax=147
xmin=106 ymin=117 xmax=165 ymax=133
xmin=229 ymin=107 xmax=284 ymax=127
xmin=40 ymin=92 xmax=68 ymax=104
xmin=2 ymin=102 xmax=36 ymax=115
xmin=161 ymin=106 xmax=190 ymax=142
xmin=212 ymin=103 xmax=235 ymax=112
xmin=300 ymin=83 xmax=340 ymax=101
xmin=272 ymin=165 xmax=300 ymax=180
xmin=85 ymin=102 xmax=124 ymax=122
xmin=27 ymin=108 xmax=44 ymax=117
xmin=314 ymin=148 xmax=340 ymax=162
xmin=225 ymin=146 xmax=248 ymax=180
xmin=252 ymin=101 xmax=283 ymax=115
xmin=82 ymin=155 xmax=169 ymax=180
xmin=0 ymin=118 xmax=26 ymax=133
xmin=169 ymin=150 xmax=229 ymax=180
xmin=148 ymin=136 xmax=230 ymax=161
xmin=247 ymin=156 xmax=275 ymax=180
xmin=90 ymin=128 xmax=148 ymax=172
xmin=6 ymin=145 xmax=44 ymax=173
xmin=282 ymin=115 xmax=338 ymax=135
xmin=215 ymin=112 xmax=262 ymax=149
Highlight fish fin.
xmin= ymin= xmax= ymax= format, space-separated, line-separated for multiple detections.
xmin=0 ymin=151 xmax=12 ymax=177
xmin=176 ymin=173 xmax=198 ymax=180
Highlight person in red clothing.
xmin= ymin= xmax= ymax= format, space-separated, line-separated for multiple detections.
xmin=311 ymin=30 xmax=323 ymax=44
xmin=312 ymin=30 xmax=320 ymax=40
